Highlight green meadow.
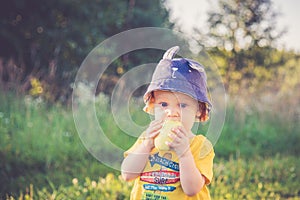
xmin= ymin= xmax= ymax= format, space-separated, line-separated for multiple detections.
xmin=0 ymin=92 xmax=299 ymax=199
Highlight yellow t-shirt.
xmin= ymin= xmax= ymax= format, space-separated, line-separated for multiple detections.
xmin=124 ymin=134 xmax=214 ymax=200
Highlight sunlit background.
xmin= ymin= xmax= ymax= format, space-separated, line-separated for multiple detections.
xmin=0 ymin=0 xmax=299 ymax=199
xmin=166 ymin=0 xmax=300 ymax=51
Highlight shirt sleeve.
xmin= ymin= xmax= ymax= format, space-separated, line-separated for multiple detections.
xmin=192 ymin=136 xmax=215 ymax=185
xmin=123 ymin=132 xmax=145 ymax=158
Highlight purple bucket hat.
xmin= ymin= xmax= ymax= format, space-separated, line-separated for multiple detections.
xmin=143 ymin=46 xmax=212 ymax=120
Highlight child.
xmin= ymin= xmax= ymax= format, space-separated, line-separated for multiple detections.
xmin=121 ymin=46 xmax=214 ymax=199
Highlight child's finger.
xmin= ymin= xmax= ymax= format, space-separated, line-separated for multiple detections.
xmin=148 ymin=119 xmax=163 ymax=130
xmin=165 ymin=141 xmax=173 ymax=148
xmin=145 ymin=122 xmax=162 ymax=139
xmin=171 ymin=127 xmax=184 ymax=139
xmin=149 ymin=130 xmax=160 ymax=138
xmin=168 ymin=134 xmax=180 ymax=144
xmin=177 ymin=126 xmax=187 ymax=136
xmin=150 ymin=122 xmax=163 ymax=132
xmin=150 ymin=119 xmax=164 ymax=127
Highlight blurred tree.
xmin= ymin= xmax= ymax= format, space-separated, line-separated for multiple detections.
xmin=0 ymin=0 xmax=173 ymax=103
xmin=206 ymin=0 xmax=283 ymax=51
xmin=195 ymin=0 xmax=285 ymax=94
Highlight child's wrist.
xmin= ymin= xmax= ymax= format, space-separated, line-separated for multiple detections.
xmin=141 ymin=139 xmax=154 ymax=152
xmin=178 ymin=149 xmax=192 ymax=159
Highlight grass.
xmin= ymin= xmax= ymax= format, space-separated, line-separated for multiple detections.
xmin=212 ymin=156 xmax=300 ymax=199
xmin=4 ymin=157 xmax=300 ymax=199
xmin=0 ymin=94 xmax=118 ymax=197
xmin=0 ymin=92 xmax=299 ymax=199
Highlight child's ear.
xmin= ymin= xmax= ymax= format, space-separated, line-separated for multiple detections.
xmin=196 ymin=110 xmax=201 ymax=118
xmin=145 ymin=97 xmax=155 ymax=114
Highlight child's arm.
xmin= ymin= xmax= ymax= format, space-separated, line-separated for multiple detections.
xmin=121 ymin=142 xmax=152 ymax=181
xmin=168 ymin=126 xmax=206 ymax=196
xmin=179 ymin=150 xmax=206 ymax=196
xmin=121 ymin=119 xmax=163 ymax=181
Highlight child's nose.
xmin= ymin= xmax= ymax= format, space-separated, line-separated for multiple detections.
xmin=165 ymin=108 xmax=179 ymax=117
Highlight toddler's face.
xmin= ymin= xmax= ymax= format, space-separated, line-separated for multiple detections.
xmin=153 ymin=90 xmax=200 ymax=131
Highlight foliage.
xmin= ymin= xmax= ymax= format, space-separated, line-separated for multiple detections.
xmin=1 ymin=87 xmax=300 ymax=198
xmin=194 ymin=0 xmax=287 ymax=94
xmin=0 ymin=0 xmax=173 ymax=101
xmin=11 ymin=174 xmax=133 ymax=200
xmin=214 ymin=104 xmax=300 ymax=158
xmin=204 ymin=0 xmax=283 ymax=50
xmin=5 ymin=157 xmax=300 ymax=199
xmin=1 ymin=1 xmax=300 ymax=199
xmin=203 ymin=45 xmax=300 ymax=95
xmin=0 ymin=93 xmax=118 ymax=197
xmin=211 ymin=156 xmax=300 ymax=199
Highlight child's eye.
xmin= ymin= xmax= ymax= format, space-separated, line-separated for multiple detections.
xmin=179 ymin=103 xmax=187 ymax=108
xmin=160 ymin=102 xmax=168 ymax=107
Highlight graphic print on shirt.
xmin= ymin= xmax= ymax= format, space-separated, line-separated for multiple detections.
xmin=140 ymin=152 xmax=180 ymax=194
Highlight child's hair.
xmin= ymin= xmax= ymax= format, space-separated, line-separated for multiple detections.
xmin=198 ymin=101 xmax=209 ymax=122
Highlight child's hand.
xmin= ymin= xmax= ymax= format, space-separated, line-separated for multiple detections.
xmin=142 ymin=119 xmax=164 ymax=150
xmin=167 ymin=126 xmax=191 ymax=157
